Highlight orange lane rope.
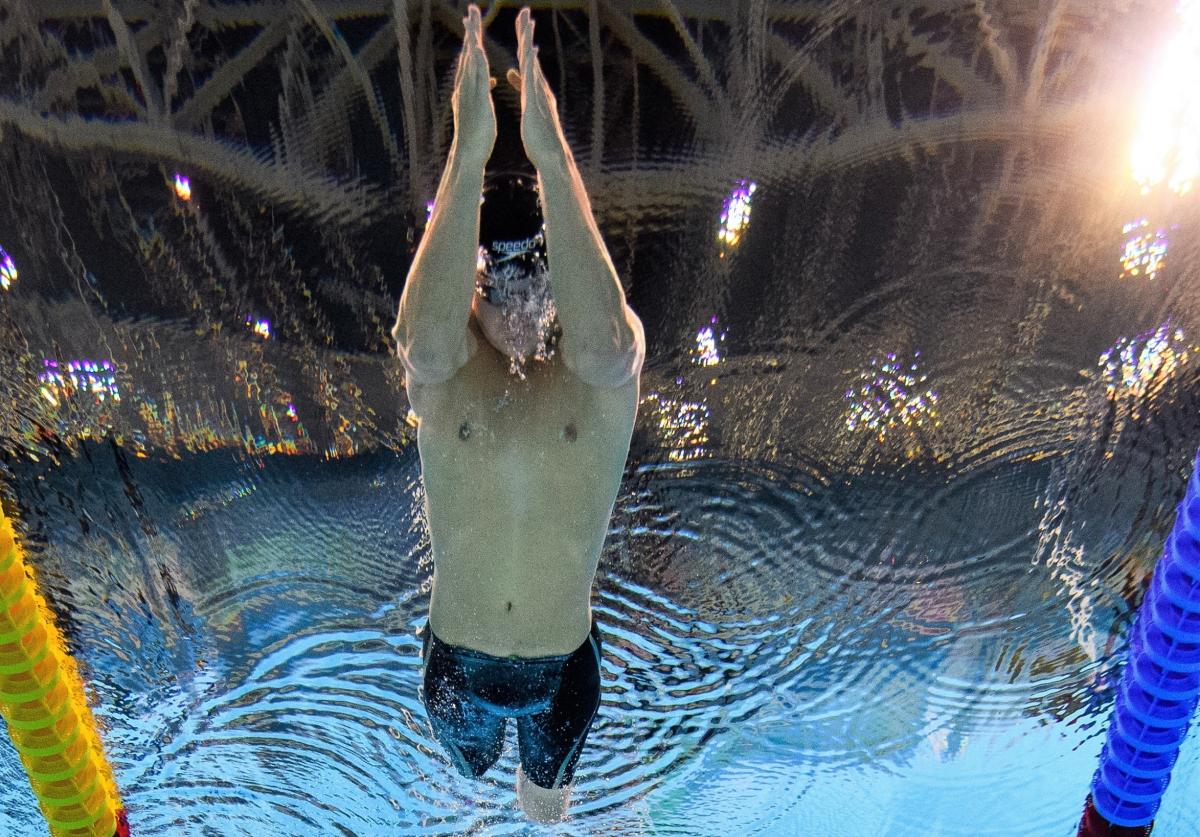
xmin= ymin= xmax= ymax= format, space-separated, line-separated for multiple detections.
xmin=0 ymin=510 xmax=127 ymax=836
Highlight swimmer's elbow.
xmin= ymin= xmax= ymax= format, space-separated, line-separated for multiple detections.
xmin=562 ymin=316 xmax=645 ymax=388
xmin=397 ymin=348 xmax=457 ymax=385
xmin=564 ymin=333 xmax=648 ymax=386
xmin=393 ymin=325 xmax=475 ymax=385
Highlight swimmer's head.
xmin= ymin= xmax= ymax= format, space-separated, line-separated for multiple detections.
xmin=472 ymin=172 xmax=558 ymax=369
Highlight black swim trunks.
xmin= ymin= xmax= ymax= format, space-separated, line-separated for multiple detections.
xmin=418 ymin=619 xmax=603 ymax=790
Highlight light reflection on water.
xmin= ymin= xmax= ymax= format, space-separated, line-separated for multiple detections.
xmin=0 ymin=432 xmax=1197 ymax=834
xmin=1 ymin=1 xmax=1200 ymax=835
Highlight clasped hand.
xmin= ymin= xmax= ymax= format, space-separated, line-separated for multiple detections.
xmin=452 ymin=5 xmax=565 ymax=170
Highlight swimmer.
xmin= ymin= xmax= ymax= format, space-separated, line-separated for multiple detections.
xmin=390 ymin=5 xmax=644 ymax=824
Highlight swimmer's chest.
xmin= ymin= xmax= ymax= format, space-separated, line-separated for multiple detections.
xmin=408 ymin=341 xmax=638 ymax=512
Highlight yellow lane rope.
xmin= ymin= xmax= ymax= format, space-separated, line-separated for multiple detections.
xmin=0 ymin=510 xmax=126 ymax=836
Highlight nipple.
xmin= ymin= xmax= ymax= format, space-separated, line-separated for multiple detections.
xmin=459 ymin=422 xmax=471 ymax=440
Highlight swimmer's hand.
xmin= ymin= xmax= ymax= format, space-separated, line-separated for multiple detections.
xmin=452 ymin=5 xmax=497 ymax=164
xmin=507 ymin=8 xmax=569 ymax=171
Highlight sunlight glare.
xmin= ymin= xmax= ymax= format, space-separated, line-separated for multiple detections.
xmin=1130 ymin=0 xmax=1200 ymax=196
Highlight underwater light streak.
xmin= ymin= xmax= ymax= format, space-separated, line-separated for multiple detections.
xmin=1120 ymin=218 xmax=1170 ymax=279
xmin=179 ymin=483 xmax=259 ymax=523
xmin=38 ymin=359 xmax=120 ymax=406
xmin=694 ymin=317 xmax=725 ymax=366
xmin=718 ymin=179 xmax=757 ymax=248
xmin=173 ymin=172 xmax=192 ymax=201
xmin=133 ymin=391 xmax=312 ymax=458
xmin=844 ymin=352 xmax=939 ymax=442
xmin=1099 ymin=323 xmax=1190 ymax=398
xmin=1130 ymin=0 xmax=1200 ymax=196
xmin=0 ymin=247 xmax=16 ymax=290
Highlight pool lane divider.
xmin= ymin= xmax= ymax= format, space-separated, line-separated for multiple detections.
xmin=1078 ymin=448 xmax=1200 ymax=836
xmin=0 ymin=510 xmax=129 ymax=836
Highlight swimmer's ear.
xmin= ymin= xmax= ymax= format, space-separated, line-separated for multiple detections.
xmin=489 ymin=76 xmax=497 ymax=90
xmin=506 ymin=68 xmax=521 ymax=91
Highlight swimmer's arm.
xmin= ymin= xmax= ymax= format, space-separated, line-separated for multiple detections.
xmin=391 ymin=149 xmax=485 ymax=385
xmin=512 ymin=10 xmax=642 ymax=388
xmin=393 ymin=7 xmax=493 ymax=385
xmin=537 ymin=156 xmax=645 ymax=389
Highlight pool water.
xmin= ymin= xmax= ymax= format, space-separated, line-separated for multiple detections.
xmin=1 ymin=430 xmax=1197 ymax=834
xmin=2 ymin=2 xmax=1200 ymax=835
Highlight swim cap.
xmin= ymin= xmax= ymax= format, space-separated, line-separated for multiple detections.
xmin=478 ymin=172 xmax=548 ymax=303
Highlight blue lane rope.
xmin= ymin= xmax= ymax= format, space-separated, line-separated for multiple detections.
xmin=1088 ymin=448 xmax=1200 ymax=829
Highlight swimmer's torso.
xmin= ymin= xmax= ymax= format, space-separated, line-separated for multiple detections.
xmin=406 ymin=318 xmax=639 ymax=657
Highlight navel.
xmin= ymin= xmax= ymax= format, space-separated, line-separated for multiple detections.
xmin=506 ymin=601 xmax=513 ymax=612
xmin=458 ymin=421 xmax=471 ymax=441
xmin=563 ymin=421 xmax=577 ymax=443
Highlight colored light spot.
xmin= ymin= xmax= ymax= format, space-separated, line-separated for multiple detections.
xmin=844 ymin=351 xmax=939 ymax=444
xmin=246 ymin=317 xmax=270 ymax=339
xmin=1130 ymin=0 xmax=1200 ymax=196
xmin=38 ymin=358 xmax=120 ymax=404
xmin=1100 ymin=323 xmax=1190 ymax=398
xmin=718 ymin=180 xmax=757 ymax=248
xmin=0 ymin=247 xmax=16 ymax=290
xmin=1120 ymin=218 xmax=1171 ymax=279
xmin=694 ymin=317 xmax=726 ymax=366
xmin=173 ymin=172 xmax=192 ymax=201
xmin=642 ymin=392 xmax=711 ymax=461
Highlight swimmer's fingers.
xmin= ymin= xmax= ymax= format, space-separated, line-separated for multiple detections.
xmin=516 ymin=8 xmax=534 ymax=80
xmin=451 ymin=4 xmax=497 ymax=161
xmin=511 ymin=9 xmax=564 ymax=168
